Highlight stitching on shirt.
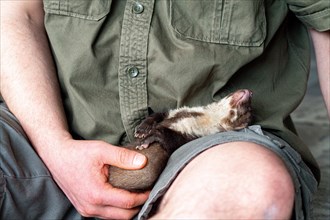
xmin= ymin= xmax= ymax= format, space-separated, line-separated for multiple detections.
xmin=169 ymin=0 xmax=266 ymax=47
xmin=118 ymin=0 xmax=153 ymax=141
xmin=297 ymin=8 xmax=330 ymax=20
xmin=43 ymin=0 xmax=111 ymax=21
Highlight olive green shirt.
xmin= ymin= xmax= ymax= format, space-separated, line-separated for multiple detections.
xmin=43 ymin=0 xmax=329 ymax=181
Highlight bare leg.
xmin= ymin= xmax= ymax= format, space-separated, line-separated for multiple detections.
xmin=151 ymin=142 xmax=295 ymax=219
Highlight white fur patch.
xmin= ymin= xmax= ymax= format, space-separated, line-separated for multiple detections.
xmin=167 ymin=97 xmax=238 ymax=137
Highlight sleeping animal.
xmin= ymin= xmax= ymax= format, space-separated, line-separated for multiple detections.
xmin=109 ymin=89 xmax=253 ymax=191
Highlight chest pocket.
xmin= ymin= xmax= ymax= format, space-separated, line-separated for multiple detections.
xmin=43 ymin=0 xmax=111 ymax=20
xmin=170 ymin=0 xmax=266 ymax=46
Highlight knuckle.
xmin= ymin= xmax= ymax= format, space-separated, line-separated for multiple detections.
xmin=83 ymin=207 xmax=96 ymax=217
xmin=88 ymin=191 xmax=103 ymax=205
xmin=77 ymin=206 xmax=94 ymax=217
xmin=117 ymin=149 xmax=132 ymax=166
xmin=122 ymin=198 xmax=136 ymax=209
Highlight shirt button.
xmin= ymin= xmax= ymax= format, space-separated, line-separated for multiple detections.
xmin=132 ymin=2 xmax=144 ymax=14
xmin=127 ymin=66 xmax=139 ymax=78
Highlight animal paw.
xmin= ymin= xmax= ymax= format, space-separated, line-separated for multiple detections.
xmin=135 ymin=143 xmax=150 ymax=150
xmin=135 ymin=132 xmax=164 ymax=151
xmin=135 ymin=113 xmax=166 ymax=139
xmin=134 ymin=123 xmax=153 ymax=139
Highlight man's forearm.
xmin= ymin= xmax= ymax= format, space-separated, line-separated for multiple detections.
xmin=309 ymin=29 xmax=330 ymax=118
xmin=0 ymin=2 xmax=71 ymax=163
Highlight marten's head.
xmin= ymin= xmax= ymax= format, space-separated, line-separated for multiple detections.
xmin=212 ymin=89 xmax=253 ymax=131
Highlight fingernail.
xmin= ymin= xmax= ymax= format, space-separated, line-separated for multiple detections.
xmin=133 ymin=154 xmax=146 ymax=167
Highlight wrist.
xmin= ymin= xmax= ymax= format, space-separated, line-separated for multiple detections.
xmin=32 ymin=129 xmax=73 ymax=168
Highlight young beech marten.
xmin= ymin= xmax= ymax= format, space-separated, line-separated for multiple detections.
xmin=109 ymin=89 xmax=253 ymax=192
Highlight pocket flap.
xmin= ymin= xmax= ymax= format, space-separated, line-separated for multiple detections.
xmin=43 ymin=0 xmax=111 ymax=21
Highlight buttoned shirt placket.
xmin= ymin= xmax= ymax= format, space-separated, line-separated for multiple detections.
xmin=118 ymin=0 xmax=155 ymax=141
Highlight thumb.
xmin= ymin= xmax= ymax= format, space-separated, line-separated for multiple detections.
xmin=103 ymin=145 xmax=147 ymax=170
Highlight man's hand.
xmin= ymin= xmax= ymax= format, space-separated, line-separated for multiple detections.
xmin=47 ymin=138 xmax=149 ymax=219
xmin=1 ymin=2 xmax=149 ymax=218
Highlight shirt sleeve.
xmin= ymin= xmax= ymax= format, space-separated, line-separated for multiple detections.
xmin=286 ymin=0 xmax=330 ymax=31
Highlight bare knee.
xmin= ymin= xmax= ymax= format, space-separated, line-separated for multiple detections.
xmin=152 ymin=142 xmax=295 ymax=219
xmin=249 ymin=158 xmax=295 ymax=219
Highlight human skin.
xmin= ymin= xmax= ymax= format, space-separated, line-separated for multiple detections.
xmin=151 ymin=29 xmax=330 ymax=219
xmin=1 ymin=1 xmax=329 ymax=219
xmin=309 ymin=29 xmax=330 ymax=118
xmin=1 ymin=1 xmax=149 ymax=219
xmin=151 ymin=142 xmax=296 ymax=219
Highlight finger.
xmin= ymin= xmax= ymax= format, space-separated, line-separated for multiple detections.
xmin=98 ymin=185 xmax=150 ymax=209
xmin=101 ymin=144 xmax=147 ymax=169
xmin=81 ymin=204 xmax=141 ymax=219
xmin=99 ymin=207 xmax=140 ymax=220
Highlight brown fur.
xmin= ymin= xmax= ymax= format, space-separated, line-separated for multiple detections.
xmin=109 ymin=143 xmax=169 ymax=192
xmin=108 ymin=89 xmax=253 ymax=192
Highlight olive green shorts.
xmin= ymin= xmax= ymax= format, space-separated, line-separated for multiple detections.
xmin=0 ymin=102 xmax=317 ymax=220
